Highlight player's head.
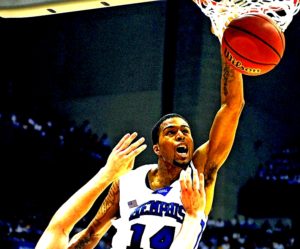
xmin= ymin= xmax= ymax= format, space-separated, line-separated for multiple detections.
xmin=151 ymin=113 xmax=190 ymax=144
xmin=151 ymin=113 xmax=194 ymax=169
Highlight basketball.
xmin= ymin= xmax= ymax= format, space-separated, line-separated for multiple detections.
xmin=221 ymin=14 xmax=285 ymax=76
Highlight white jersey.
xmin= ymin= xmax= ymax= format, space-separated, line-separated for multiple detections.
xmin=111 ymin=164 xmax=207 ymax=249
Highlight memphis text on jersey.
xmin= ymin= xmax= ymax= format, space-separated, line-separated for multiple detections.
xmin=129 ymin=200 xmax=185 ymax=224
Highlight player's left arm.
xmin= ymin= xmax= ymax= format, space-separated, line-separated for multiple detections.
xmin=193 ymin=52 xmax=245 ymax=215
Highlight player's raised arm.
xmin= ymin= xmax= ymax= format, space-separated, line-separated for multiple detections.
xmin=193 ymin=50 xmax=245 ymax=215
xmin=206 ymin=51 xmax=244 ymax=166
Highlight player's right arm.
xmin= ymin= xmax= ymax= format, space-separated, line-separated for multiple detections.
xmin=193 ymin=52 xmax=244 ymax=216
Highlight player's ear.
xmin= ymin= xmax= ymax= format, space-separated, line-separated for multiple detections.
xmin=153 ymin=144 xmax=160 ymax=156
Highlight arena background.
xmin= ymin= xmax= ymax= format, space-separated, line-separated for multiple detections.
xmin=0 ymin=0 xmax=299 ymax=232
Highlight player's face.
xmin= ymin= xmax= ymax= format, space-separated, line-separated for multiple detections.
xmin=155 ymin=117 xmax=194 ymax=168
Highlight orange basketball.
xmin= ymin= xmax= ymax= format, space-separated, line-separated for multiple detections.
xmin=221 ymin=14 xmax=285 ymax=76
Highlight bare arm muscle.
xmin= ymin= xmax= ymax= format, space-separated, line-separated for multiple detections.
xmin=68 ymin=180 xmax=120 ymax=249
xmin=193 ymin=53 xmax=244 ymax=215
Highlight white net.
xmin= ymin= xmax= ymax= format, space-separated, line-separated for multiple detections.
xmin=194 ymin=0 xmax=300 ymax=42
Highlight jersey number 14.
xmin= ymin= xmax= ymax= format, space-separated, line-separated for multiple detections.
xmin=126 ymin=223 xmax=175 ymax=249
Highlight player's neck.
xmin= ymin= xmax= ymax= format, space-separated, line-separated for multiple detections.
xmin=147 ymin=163 xmax=181 ymax=190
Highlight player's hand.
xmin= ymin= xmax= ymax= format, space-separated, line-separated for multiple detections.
xmin=180 ymin=167 xmax=206 ymax=218
xmin=104 ymin=132 xmax=147 ymax=181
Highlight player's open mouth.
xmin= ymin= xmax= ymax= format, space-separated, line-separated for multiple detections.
xmin=176 ymin=145 xmax=188 ymax=156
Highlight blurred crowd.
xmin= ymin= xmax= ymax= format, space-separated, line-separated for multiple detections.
xmin=255 ymin=147 xmax=300 ymax=185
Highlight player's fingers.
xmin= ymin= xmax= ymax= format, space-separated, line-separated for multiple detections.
xmin=127 ymin=143 xmax=147 ymax=158
xmin=192 ymin=168 xmax=200 ymax=191
xmin=179 ymin=170 xmax=187 ymax=190
xmin=117 ymin=132 xmax=138 ymax=151
xmin=185 ymin=167 xmax=192 ymax=190
xmin=113 ymin=133 xmax=131 ymax=151
xmin=123 ymin=136 xmax=146 ymax=155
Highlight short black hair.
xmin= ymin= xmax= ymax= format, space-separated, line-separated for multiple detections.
xmin=151 ymin=113 xmax=189 ymax=145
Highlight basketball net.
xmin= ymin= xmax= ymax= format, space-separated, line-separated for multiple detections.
xmin=193 ymin=0 xmax=300 ymax=42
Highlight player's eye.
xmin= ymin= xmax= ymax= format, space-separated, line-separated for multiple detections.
xmin=166 ymin=130 xmax=175 ymax=135
xmin=181 ymin=128 xmax=190 ymax=134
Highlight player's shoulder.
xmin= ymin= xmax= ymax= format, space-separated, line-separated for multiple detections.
xmin=132 ymin=164 xmax=156 ymax=175
xmin=119 ymin=164 xmax=156 ymax=189
xmin=121 ymin=164 xmax=156 ymax=180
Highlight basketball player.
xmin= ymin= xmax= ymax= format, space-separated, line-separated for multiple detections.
xmin=35 ymin=132 xmax=206 ymax=249
xmin=36 ymin=46 xmax=244 ymax=249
